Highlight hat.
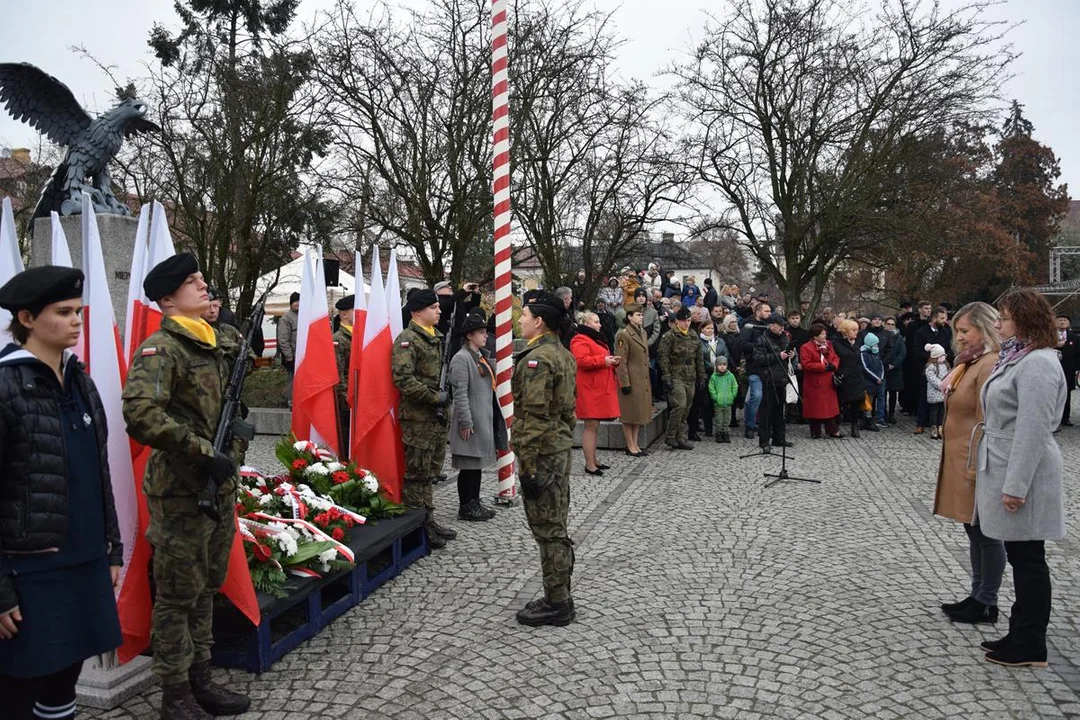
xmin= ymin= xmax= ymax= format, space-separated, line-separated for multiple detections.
xmin=869 ymin=313 xmax=883 ymax=322
xmin=633 ymin=286 xmax=648 ymax=299
xmin=863 ymin=333 xmax=879 ymax=348
xmin=144 ymin=253 xmax=199 ymax=302
xmin=674 ymin=306 xmax=691 ymax=321
xmin=767 ymin=313 xmax=785 ymax=326
xmin=619 ymin=266 xmax=632 ymax=275
xmin=433 ymin=280 xmax=452 ymax=293
xmin=857 ymin=316 xmax=870 ymax=324
xmin=459 ymin=309 xmax=487 ymax=335
xmin=623 ymin=302 xmax=644 ymax=315
xmin=925 ymin=343 xmax=946 ymax=359
xmin=335 ymin=294 xmax=355 ymax=310
xmin=703 ymin=278 xmax=713 ymax=286
xmin=289 ymin=292 xmax=300 ymax=305
xmin=0 ymin=266 xmax=84 ymax=313
xmin=523 ymin=289 xmax=564 ymax=314
xmin=405 ymin=288 xmax=439 ymax=313
xmin=1057 ymin=313 xmax=1071 ymax=321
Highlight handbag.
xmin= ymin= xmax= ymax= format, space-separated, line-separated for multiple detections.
xmin=785 ymin=361 xmax=799 ymax=404
xmin=861 ymin=391 xmax=873 ymax=413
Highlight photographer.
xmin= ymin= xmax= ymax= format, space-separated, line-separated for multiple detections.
xmin=434 ymin=280 xmax=482 ymax=358
xmin=753 ymin=314 xmax=795 ymax=452
xmin=738 ymin=301 xmax=773 ymax=438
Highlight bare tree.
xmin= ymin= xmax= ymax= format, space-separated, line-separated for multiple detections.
xmin=687 ymin=219 xmax=750 ymax=287
xmin=672 ymin=0 xmax=1013 ymax=317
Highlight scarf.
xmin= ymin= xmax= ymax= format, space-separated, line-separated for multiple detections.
xmin=992 ymin=336 xmax=1034 ymax=374
xmin=576 ymin=324 xmax=609 ymax=351
xmin=942 ymin=345 xmax=988 ymax=395
xmin=860 ymin=344 xmax=879 ymax=354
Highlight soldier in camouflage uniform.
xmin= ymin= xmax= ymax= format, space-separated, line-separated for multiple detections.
xmin=122 ymin=254 xmax=251 ymax=720
xmin=390 ymin=289 xmax=456 ymax=550
xmin=512 ymin=289 xmax=578 ymax=627
xmin=657 ymin=306 xmax=704 ymax=450
xmin=332 ymin=295 xmax=356 ymax=459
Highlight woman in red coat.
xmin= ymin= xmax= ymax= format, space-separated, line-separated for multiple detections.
xmin=799 ymin=322 xmax=842 ymax=439
xmin=571 ymin=312 xmax=621 ymax=475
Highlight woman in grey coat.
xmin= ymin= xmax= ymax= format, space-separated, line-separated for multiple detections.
xmin=976 ymin=289 xmax=1066 ymax=668
xmin=449 ymin=309 xmax=507 ymax=521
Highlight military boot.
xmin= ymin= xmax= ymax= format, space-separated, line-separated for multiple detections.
xmin=523 ymin=596 xmax=576 ymax=620
xmin=458 ymin=499 xmax=492 ymax=522
xmin=429 ymin=519 xmax=458 ymax=540
xmin=715 ymin=433 xmax=724 ymax=444
xmin=516 ymin=598 xmax=574 ymax=627
xmin=189 ymin=661 xmax=250 ymax=716
xmin=665 ymin=438 xmax=679 ymax=449
xmin=427 ymin=530 xmax=447 ymax=550
xmin=161 ymin=681 xmax=212 ymax=720
xmin=676 ymin=440 xmax=694 ymax=450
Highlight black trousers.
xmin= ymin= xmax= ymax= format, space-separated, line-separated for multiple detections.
xmin=688 ymin=383 xmax=711 ymax=436
xmin=757 ymin=382 xmax=786 ymax=447
xmin=887 ymin=389 xmax=900 ymax=418
xmin=457 ymin=468 xmax=482 ymax=505
xmin=1004 ymin=540 xmax=1052 ymax=653
xmin=0 ymin=661 xmax=82 ymax=720
xmin=1063 ymin=385 xmax=1073 ymax=423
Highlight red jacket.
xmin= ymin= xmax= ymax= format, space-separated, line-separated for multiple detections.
xmin=799 ymin=339 xmax=841 ymax=420
xmin=571 ymin=332 xmax=621 ymax=420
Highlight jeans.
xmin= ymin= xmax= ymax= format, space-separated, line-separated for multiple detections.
xmin=745 ymin=374 xmax=762 ymax=428
xmin=1003 ymin=540 xmax=1052 ymax=653
xmin=963 ymin=523 xmax=1006 ymax=606
xmin=871 ymin=382 xmax=887 ymax=424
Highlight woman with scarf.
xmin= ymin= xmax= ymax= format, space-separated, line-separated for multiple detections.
xmin=571 ymin=312 xmax=621 ymax=475
xmin=449 ymin=309 xmax=506 ymax=521
xmin=859 ymin=333 xmax=885 ymax=432
xmin=690 ymin=321 xmax=728 ymax=439
xmin=833 ymin=319 xmax=867 ymax=438
xmin=799 ymin=323 xmax=842 ymax=438
xmin=615 ymin=306 xmax=651 ymax=456
xmin=975 ymin=289 xmax=1066 ymax=668
xmin=933 ymin=302 xmax=1003 ymax=625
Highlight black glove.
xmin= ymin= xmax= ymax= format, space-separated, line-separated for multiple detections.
xmin=622 ymin=386 xmax=632 ymax=395
xmin=825 ymin=362 xmax=835 ymax=372
xmin=437 ymin=391 xmax=449 ymax=407
xmin=207 ymin=450 xmax=236 ymax=484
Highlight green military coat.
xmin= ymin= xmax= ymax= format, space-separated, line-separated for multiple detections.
xmin=391 ymin=322 xmax=445 ymax=447
xmin=510 ymin=332 xmax=577 ymax=477
xmin=658 ymin=328 xmax=705 ymax=385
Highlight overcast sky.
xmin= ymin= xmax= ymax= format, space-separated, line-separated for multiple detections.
xmin=0 ymin=0 xmax=1076 ymax=192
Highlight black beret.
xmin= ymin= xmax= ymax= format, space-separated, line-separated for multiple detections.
xmin=523 ymin=289 xmax=564 ymax=315
xmin=458 ymin=309 xmax=487 ymax=335
xmin=674 ymin=306 xmax=691 ymax=321
xmin=289 ymin=292 xmax=300 ymax=304
xmin=405 ymin=289 xmax=439 ymax=313
xmin=0 ymin=266 xmax=84 ymax=313
xmin=335 ymin=294 xmax=355 ymax=310
xmin=144 ymin=253 xmax=199 ymax=302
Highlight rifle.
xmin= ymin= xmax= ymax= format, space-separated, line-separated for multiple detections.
xmin=198 ymin=294 xmax=266 ymax=521
xmin=435 ymin=298 xmax=459 ymax=426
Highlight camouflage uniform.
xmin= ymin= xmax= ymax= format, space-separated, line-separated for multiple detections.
xmin=390 ymin=321 xmax=449 ymax=527
xmin=122 ymin=316 xmax=245 ymax=686
xmin=658 ymin=328 xmax=705 ymax=444
xmin=333 ymin=326 xmax=352 ymax=459
xmin=511 ymin=332 xmax=577 ymax=603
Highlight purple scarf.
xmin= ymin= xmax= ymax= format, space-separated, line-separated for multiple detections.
xmin=992 ymin=336 xmax=1034 ymax=374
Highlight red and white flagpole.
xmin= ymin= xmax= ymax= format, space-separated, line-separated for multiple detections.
xmin=492 ymin=0 xmax=517 ymax=504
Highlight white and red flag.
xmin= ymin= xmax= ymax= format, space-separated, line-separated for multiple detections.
xmin=49 ymin=212 xmax=86 ymax=362
xmin=346 ymin=253 xmax=368 ymax=450
xmin=352 ymin=247 xmax=403 ymax=502
xmin=292 ymin=249 xmax=340 ymax=455
xmin=0 ymin=197 xmax=24 ymax=348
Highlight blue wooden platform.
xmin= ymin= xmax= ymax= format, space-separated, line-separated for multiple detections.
xmin=211 ymin=509 xmax=427 ymax=673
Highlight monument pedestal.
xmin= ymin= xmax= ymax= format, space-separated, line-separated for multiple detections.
xmin=76 ymin=652 xmax=155 ymax=710
xmin=31 ymin=214 xmax=139 ymax=334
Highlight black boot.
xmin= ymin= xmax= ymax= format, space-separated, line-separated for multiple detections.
xmin=940 ymin=596 xmax=974 ymax=614
xmin=458 ymin=499 xmax=492 ymax=522
xmin=429 ymin=520 xmax=457 ymax=540
xmin=947 ymin=598 xmax=998 ymax=624
xmin=715 ymin=433 xmax=724 ymax=443
xmin=981 ymin=635 xmax=1013 ymax=652
xmin=522 ymin=596 xmax=576 ymax=620
xmin=427 ymin=530 xmax=447 ymax=550
xmin=516 ymin=598 xmax=574 ymax=627
xmin=162 ymin=682 xmax=212 ymax=720
xmin=723 ymin=433 xmax=731 ymax=443
xmin=985 ymin=644 xmax=1047 ymax=668
xmin=189 ymin=661 xmax=250 ymax=716
xmin=850 ymin=422 xmax=860 ymax=439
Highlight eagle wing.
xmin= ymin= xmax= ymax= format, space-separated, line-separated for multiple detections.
xmin=0 ymin=63 xmax=92 ymax=147
xmin=124 ymin=117 xmax=161 ymax=138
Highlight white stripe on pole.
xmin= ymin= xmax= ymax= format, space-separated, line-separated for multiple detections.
xmin=0 ymin=197 xmax=25 ymax=348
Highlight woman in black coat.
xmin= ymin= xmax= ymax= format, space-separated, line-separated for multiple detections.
xmin=832 ymin=319 xmax=867 ymax=438
xmin=0 ymin=267 xmax=123 ymax=720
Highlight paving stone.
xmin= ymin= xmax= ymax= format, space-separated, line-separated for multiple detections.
xmin=82 ymin=412 xmax=1080 ymax=718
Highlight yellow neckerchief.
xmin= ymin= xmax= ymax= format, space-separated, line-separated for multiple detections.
xmin=172 ymin=315 xmax=217 ymax=347
xmin=341 ymin=322 xmax=353 ymax=336
xmin=676 ymin=326 xmax=689 ymax=335
xmin=527 ymin=331 xmax=553 ymax=346
xmin=414 ymin=321 xmax=436 ymax=337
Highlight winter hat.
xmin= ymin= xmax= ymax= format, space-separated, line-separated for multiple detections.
xmin=861 ymin=332 xmax=880 ymax=354
xmin=925 ymin=343 xmax=946 ymax=360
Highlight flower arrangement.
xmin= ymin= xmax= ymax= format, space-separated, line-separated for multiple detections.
xmin=240 ymin=518 xmax=349 ymax=597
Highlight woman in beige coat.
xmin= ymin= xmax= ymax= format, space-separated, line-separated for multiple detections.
xmin=933 ymin=302 xmax=1003 ymax=625
xmin=614 ymin=305 xmax=651 ymax=456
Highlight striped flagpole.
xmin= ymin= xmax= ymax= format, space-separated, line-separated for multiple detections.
xmin=492 ymin=0 xmax=517 ymax=504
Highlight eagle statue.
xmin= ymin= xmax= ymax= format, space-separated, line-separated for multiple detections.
xmin=0 ymin=62 xmax=160 ymax=232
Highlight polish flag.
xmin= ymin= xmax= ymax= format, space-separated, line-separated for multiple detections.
xmin=346 ymin=253 xmax=367 ymax=451
xmin=352 ymin=247 xmax=403 ymax=502
xmin=124 ymin=202 xmax=173 ymax=364
xmin=0 ymin=197 xmax=24 ymax=348
xmin=386 ymin=248 xmax=403 ymax=338
xmin=80 ymin=197 xmax=140 ymax=599
xmin=292 ymin=249 xmax=340 ymax=455
xmin=49 ymin=212 xmax=85 ymax=362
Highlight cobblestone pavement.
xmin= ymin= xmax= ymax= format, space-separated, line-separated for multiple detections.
xmin=86 ymin=412 xmax=1080 ymax=719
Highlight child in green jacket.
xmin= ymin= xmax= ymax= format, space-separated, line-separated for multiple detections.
xmin=707 ymin=357 xmax=739 ymax=443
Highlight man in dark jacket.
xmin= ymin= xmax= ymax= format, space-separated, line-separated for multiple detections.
xmin=902 ymin=300 xmax=933 ymax=414
xmin=702 ymin=278 xmax=719 ymax=312
xmin=596 ymin=299 xmax=617 ymax=349
xmin=911 ymin=305 xmax=952 ymax=432
xmin=432 ymin=281 xmax=482 ymax=357
xmin=753 ymin=314 xmax=794 ymax=451
xmin=738 ymin=301 xmax=772 ymax=438
xmin=1056 ymin=314 xmax=1079 ymax=426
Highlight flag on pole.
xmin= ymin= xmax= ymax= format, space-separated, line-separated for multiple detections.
xmin=292 ymin=249 xmax=340 ymax=455
xmin=122 ymin=205 xmax=151 ymax=364
xmin=347 ymin=253 xmax=368 ymax=451
xmin=81 ymin=197 xmax=138 ymax=584
xmin=352 ymin=247 xmax=403 ymax=501
xmin=386 ymin=248 xmax=403 ymax=339
xmin=0 ymin=197 xmax=24 ymax=348
xmin=50 ymin=212 xmax=85 ymax=361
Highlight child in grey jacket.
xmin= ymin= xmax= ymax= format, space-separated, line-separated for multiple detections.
xmin=924 ymin=343 xmax=951 ymax=439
